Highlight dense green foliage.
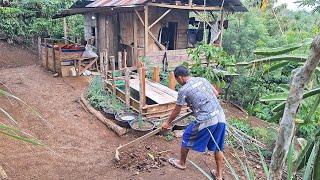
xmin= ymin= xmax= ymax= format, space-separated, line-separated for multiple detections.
xmin=0 ymin=0 xmax=83 ymax=44
xmin=86 ymin=76 xmax=125 ymax=114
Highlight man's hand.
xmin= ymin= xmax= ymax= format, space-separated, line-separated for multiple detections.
xmin=161 ymin=121 xmax=171 ymax=130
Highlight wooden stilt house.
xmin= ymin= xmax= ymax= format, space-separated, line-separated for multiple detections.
xmin=55 ymin=0 xmax=247 ymax=69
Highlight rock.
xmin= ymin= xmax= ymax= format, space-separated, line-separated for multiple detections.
xmin=173 ymin=130 xmax=184 ymax=138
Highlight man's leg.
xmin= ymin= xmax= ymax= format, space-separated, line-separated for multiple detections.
xmin=214 ymin=151 xmax=224 ymax=179
xmin=179 ymin=146 xmax=189 ymax=167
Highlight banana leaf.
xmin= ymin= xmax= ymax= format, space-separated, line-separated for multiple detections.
xmin=254 ymin=38 xmax=313 ymax=56
xmin=236 ymin=54 xmax=308 ymax=67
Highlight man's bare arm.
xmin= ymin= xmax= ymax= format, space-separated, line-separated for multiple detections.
xmin=162 ymin=105 xmax=182 ymax=129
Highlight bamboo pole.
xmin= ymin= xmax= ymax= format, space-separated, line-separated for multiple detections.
xmin=125 ymin=68 xmax=130 ymax=108
xmin=152 ymin=66 xmax=160 ymax=83
xmin=168 ymin=71 xmax=176 ymax=90
xmin=133 ymin=11 xmax=138 ymax=67
xmin=110 ymin=56 xmax=116 ymax=94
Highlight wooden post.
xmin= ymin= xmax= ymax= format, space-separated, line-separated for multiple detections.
xmin=168 ymin=71 xmax=176 ymax=90
xmin=218 ymin=10 xmax=225 ymax=47
xmin=152 ymin=66 xmax=160 ymax=83
xmin=104 ymin=51 xmax=109 ymax=80
xmin=138 ymin=68 xmax=146 ymax=110
xmin=144 ymin=6 xmax=149 ymax=56
xmin=110 ymin=56 xmax=116 ymax=94
xmin=123 ymin=50 xmax=127 ymax=68
xmin=52 ymin=44 xmax=56 ymax=73
xmin=189 ymin=0 xmax=193 ymax=6
xmin=37 ymin=37 xmax=41 ymax=62
xmin=44 ymin=38 xmax=48 ymax=69
xmin=133 ymin=11 xmax=138 ymax=66
xmin=63 ymin=17 xmax=68 ymax=43
xmin=118 ymin=51 xmax=123 ymax=70
xmin=99 ymin=51 xmax=105 ymax=79
xmin=124 ymin=68 xmax=130 ymax=108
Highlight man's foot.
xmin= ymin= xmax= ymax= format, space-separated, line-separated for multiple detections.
xmin=211 ymin=169 xmax=223 ymax=180
xmin=168 ymin=158 xmax=186 ymax=170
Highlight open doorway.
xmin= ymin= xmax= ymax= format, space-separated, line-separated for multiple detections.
xmin=167 ymin=22 xmax=178 ymax=50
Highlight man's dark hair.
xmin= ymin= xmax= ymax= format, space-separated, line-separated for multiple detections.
xmin=174 ymin=66 xmax=189 ymax=78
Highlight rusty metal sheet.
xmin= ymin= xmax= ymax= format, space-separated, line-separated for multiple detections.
xmin=86 ymin=0 xmax=148 ymax=8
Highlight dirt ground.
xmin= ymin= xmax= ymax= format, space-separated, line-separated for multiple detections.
xmin=0 ymin=41 xmax=268 ymax=179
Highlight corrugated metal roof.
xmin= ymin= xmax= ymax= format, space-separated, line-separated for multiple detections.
xmin=86 ymin=0 xmax=148 ymax=8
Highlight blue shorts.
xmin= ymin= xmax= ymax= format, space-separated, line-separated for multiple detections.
xmin=181 ymin=122 xmax=226 ymax=152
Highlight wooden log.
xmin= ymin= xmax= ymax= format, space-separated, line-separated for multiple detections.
xmin=124 ymin=68 xmax=130 ymax=108
xmin=110 ymin=56 xmax=116 ymax=94
xmin=123 ymin=50 xmax=127 ymax=68
xmin=118 ymin=51 xmax=122 ymax=70
xmin=138 ymin=68 xmax=146 ymax=112
xmin=152 ymin=66 xmax=160 ymax=83
xmin=168 ymin=71 xmax=176 ymax=90
xmin=80 ymin=93 xmax=128 ymax=136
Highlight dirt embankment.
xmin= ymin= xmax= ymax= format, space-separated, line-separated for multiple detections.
xmin=0 ymin=41 xmax=38 ymax=69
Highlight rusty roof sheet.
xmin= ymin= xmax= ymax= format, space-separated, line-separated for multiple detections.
xmin=86 ymin=0 xmax=148 ymax=8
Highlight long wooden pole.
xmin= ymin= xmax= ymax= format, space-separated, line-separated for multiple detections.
xmin=118 ymin=51 xmax=123 ymax=70
xmin=144 ymin=6 xmax=149 ymax=56
xmin=133 ymin=11 xmax=138 ymax=67
xmin=138 ymin=68 xmax=146 ymax=111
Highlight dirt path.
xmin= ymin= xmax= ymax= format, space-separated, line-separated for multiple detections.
xmin=1 ymin=65 xmax=248 ymax=179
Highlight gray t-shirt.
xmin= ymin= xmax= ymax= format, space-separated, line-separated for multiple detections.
xmin=176 ymin=77 xmax=225 ymax=123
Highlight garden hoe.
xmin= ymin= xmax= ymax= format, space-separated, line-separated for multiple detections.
xmin=115 ymin=112 xmax=192 ymax=161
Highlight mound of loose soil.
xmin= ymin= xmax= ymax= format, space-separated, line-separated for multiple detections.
xmin=0 ymin=41 xmax=38 ymax=69
xmin=115 ymin=142 xmax=172 ymax=173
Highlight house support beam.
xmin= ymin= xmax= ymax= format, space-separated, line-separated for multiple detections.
xmin=136 ymin=8 xmax=165 ymax=51
xmin=148 ymin=9 xmax=172 ymax=29
xmin=144 ymin=6 xmax=149 ymax=56
xmin=218 ymin=9 xmax=225 ymax=47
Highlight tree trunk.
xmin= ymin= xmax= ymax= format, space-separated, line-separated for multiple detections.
xmin=269 ymin=35 xmax=320 ymax=179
